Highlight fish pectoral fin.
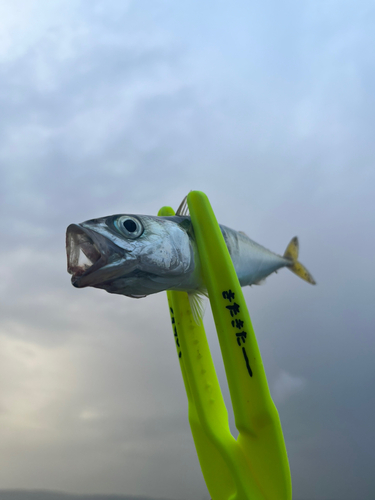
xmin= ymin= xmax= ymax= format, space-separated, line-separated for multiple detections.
xmin=284 ymin=236 xmax=316 ymax=285
xmin=188 ymin=289 xmax=208 ymax=325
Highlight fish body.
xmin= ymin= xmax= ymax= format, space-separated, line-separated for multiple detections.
xmin=66 ymin=213 xmax=315 ymax=300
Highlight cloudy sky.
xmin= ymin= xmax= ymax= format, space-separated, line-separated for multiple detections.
xmin=0 ymin=1 xmax=374 ymax=499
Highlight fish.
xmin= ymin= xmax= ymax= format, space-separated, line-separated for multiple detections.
xmin=66 ymin=198 xmax=315 ymax=320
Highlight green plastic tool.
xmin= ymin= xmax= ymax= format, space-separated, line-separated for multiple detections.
xmin=158 ymin=191 xmax=291 ymax=500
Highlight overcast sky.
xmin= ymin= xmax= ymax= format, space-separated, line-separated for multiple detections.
xmin=0 ymin=1 xmax=374 ymax=499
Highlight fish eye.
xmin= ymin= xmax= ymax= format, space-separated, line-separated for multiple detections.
xmin=123 ymin=219 xmax=137 ymax=232
xmin=114 ymin=216 xmax=143 ymax=239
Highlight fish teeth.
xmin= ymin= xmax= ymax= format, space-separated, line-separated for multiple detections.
xmin=78 ymin=247 xmax=94 ymax=269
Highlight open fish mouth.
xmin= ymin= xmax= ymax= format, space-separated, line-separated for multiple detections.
xmin=66 ymin=224 xmax=108 ymax=287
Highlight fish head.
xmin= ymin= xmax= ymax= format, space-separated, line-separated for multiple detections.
xmin=66 ymin=214 xmax=195 ymax=295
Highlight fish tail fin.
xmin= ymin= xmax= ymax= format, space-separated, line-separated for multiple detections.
xmin=283 ymin=236 xmax=316 ymax=285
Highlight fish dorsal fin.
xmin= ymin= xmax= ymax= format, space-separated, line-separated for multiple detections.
xmin=188 ymin=289 xmax=208 ymax=325
xmin=176 ymin=195 xmax=189 ymax=216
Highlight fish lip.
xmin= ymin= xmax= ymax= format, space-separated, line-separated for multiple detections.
xmin=66 ymin=224 xmax=111 ymax=288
